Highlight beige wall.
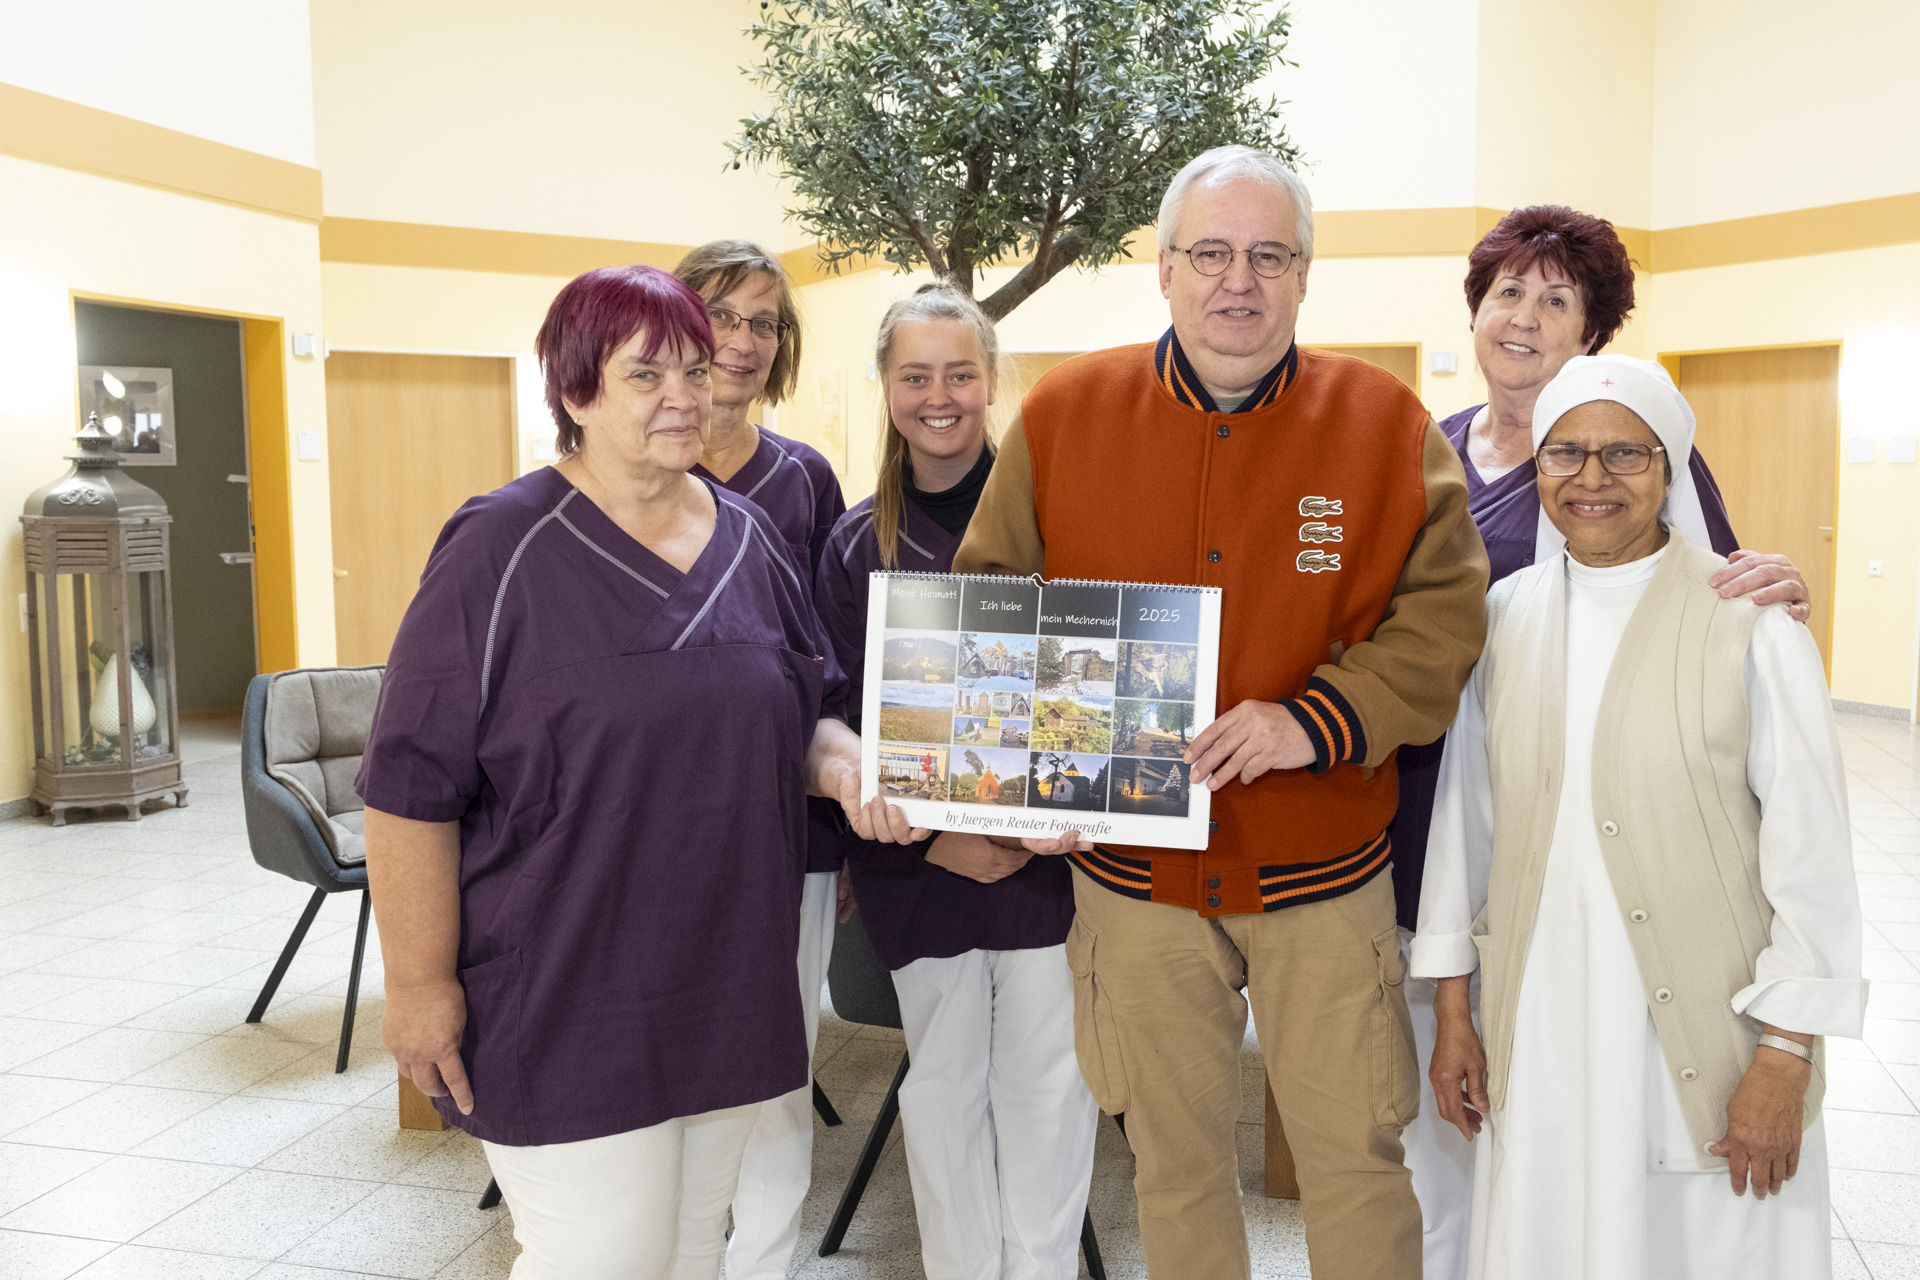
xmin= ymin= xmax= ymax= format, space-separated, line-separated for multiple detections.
xmin=1473 ymin=0 xmax=1654 ymax=228
xmin=1649 ymin=243 xmax=1920 ymax=709
xmin=1261 ymin=0 xmax=1478 ymax=210
xmin=309 ymin=0 xmax=783 ymax=246
xmin=1652 ymin=0 xmax=1920 ymax=227
xmin=0 ymin=0 xmax=317 ymax=166
xmin=0 ymin=155 xmax=335 ymax=801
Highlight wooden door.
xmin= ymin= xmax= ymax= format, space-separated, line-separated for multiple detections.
xmin=325 ymin=353 xmax=516 ymax=666
xmin=1307 ymin=344 xmax=1420 ymax=396
xmin=1675 ymin=346 xmax=1840 ymax=669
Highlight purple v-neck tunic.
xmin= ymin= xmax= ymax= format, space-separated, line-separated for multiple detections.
xmin=693 ymin=427 xmax=845 ymax=575
xmin=814 ymin=493 xmax=1075 ymax=971
xmin=1387 ymin=404 xmax=1741 ymax=929
xmin=696 ymin=428 xmax=849 ymax=874
xmin=358 ymin=467 xmax=846 ymax=1146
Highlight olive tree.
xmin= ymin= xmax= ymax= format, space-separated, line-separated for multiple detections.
xmin=730 ymin=0 xmax=1299 ymax=320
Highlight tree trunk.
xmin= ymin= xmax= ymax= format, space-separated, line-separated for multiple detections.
xmin=978 ymin=226 xmax=1095 ymax=321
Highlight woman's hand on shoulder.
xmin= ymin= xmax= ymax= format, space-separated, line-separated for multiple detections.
xmin=383 ymin=978 xmax=474 ymax=1115
xmin=1428 ymin=975 xmax=1489 ymax=1142
xmin=1710 ymin=1029 xmax=1813 ymax=1199
xmin=1713 ymin=550 xmax=1811 ymax=623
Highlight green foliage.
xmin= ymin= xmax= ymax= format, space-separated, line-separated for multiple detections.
xmin=732 ymin=0 xmax=1299 ymax=319
xmin=965 ymin=748 xmax=987 ymax=776
xmin=1160 ymin=700 xmax=1194 ymax=743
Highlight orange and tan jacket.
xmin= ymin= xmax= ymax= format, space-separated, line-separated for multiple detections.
xmin=955 ymin=341 xmax=1488 ymax=916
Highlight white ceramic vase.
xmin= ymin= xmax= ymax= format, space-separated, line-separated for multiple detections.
xmin=89 ymin=653 xmax=157 ymax=741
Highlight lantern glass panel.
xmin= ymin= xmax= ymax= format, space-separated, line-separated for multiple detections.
xmin=126 ymin=570 xmax=171 ymax=761
xmin=59 ymin=572 xmax=122 ymax=768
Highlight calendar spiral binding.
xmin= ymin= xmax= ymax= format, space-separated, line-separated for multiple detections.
xmin=875 ymin=570 xmax=1217 ymax=594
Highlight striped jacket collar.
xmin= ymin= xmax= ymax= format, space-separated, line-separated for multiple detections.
xmin=1153 ymin=326 xmax=1299 ymax=414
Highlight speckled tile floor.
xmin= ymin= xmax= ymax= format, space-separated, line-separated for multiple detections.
xmin=0 ymin=711 xmax=1912 ymax=1277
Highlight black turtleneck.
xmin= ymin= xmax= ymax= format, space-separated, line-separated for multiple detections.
xmin=904 ymin=445 xmax=994 ymax=536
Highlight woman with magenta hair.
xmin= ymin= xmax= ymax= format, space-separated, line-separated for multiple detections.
xmin=356 ymin=265 xmax=924 ymax=1280
xmin=1394 ymin=207 xmax=1814 ymax=1278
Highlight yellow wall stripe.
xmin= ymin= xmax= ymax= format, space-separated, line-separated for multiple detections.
xmin=318 ymin=217 xmax=688 ymax=278
xmin=325 ymin=194 xmax=1912 ymax=281
xmin=1649 ymin=192 xmax=1920 ymax=273
xmin=0 ymin=82 xmax=322 ymax=222
xmin=4 ymin=80 xmax=1912 ymax=275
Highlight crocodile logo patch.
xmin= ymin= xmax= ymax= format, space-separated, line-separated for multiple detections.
xmin=1298 ymin=496 xmax=1343 ymax=518
xmin=1296 ymin=550 xmax=1342 ymax=573
xmin=1298 ymin=521 xmax=1343 ymax=544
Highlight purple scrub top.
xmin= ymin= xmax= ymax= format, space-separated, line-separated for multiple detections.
xmin=814 ymin=492 xmax=1075 ymax=972
xmin=358 ymin=467 xmax=846 ymax=1146
xmin=696 ymin=428 xmax=849 ymax=874
xmin=693 ymin=427 xmax=845 ymax=576
xmin=1388 ymin=404 xmax=1742 ymax=929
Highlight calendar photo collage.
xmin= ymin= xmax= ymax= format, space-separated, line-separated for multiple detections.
xmin=863 ymin=573 xmax=1221 ymax=848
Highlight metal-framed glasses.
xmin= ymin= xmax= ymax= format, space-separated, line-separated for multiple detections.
xmin=708 ymin=306 xmax=790 ymax=343
xmin=1169 ymin=240 xmax=1299 ymax=277
xmin=1535 ymin=442 xmax=1668 ymax=476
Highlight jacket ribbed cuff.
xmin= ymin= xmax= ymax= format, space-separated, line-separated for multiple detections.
xmin=1280 ymin=677 xmax=1368 ymax=775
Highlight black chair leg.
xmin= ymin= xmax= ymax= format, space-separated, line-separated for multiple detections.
xmin=335 ymin=890 xmax=372 ymax=1074
xmin=247 ymin=887 xmax=327 ymax=1024
xmin=818 ymin=1050 xmax=910 ymax=1257
xmin=812 ymin=1079 xmax=842 ymax=1127
xmin=478 ymin=1177 xmax=503 ymax=1210
xmin=1081 ymin=1206 xmax=1106 ymax=1280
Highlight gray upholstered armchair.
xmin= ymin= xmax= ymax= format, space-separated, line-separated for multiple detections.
xmin=240 ymin=665 xmax=383 ymax=1073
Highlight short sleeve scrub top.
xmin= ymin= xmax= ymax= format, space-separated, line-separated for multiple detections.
xmin=694 ymin=428 xmax=850 ymax=877
xmin=357 ymin=468 xmax=844 ymax=1147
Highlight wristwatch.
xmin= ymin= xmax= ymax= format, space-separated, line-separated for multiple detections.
xmin=1756 ymin=1033 xmax=1814 ymax=1063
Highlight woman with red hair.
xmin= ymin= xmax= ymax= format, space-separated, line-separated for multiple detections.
xmin=1395 ymin=207 xmax=1813 ymax=1279
xmin=357 ymin=265 xmax=924 ymax=1280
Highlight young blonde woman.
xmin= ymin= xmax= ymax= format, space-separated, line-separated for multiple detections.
xmin=814 ymin=284 xmax=1097 ymax=1280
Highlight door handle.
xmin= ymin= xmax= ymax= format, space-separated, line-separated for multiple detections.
xmin=218 ymin=551 xmax=254 ymax=565
xmin=333 ymin=568 xmax=349 ymax=579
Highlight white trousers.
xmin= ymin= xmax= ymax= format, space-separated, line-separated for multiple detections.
xmin=483 ymin=1103 xmax=758 ymax=1280
xmin=891 ymin=944 xmax=1099 ymax=1280
xmin=1403 ymin=965 xmax=1477 ymax=1280
xmin=725 ymin=869 xmax=836 ymax=1280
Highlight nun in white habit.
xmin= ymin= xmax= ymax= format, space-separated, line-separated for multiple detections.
xmin=1411 ymin=354 xmax=1867 ymax=1280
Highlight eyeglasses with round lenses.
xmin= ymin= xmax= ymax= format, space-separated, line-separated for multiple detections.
xmin=1170 ymin=240 xmax=1298 ymax=278
xmin=1534 ymin=442 xmax=1668 ymax=476
xmin=708 ymin=306 xmax=788 ymax=343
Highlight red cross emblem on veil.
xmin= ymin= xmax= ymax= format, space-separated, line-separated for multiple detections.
xmin=1601 ymin=378 xmax=1614 ymax=386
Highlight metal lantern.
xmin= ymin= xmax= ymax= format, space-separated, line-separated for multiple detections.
xmin=22 ymin=413 xmax=186 ymax=824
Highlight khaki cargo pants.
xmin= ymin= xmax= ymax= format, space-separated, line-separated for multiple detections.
xmin=1066 ymin=868 xmax=1421 ymax=1280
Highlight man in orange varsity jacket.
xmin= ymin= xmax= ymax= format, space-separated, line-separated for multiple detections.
xmin=955 ymin=146 xmax=1489 ymax=1279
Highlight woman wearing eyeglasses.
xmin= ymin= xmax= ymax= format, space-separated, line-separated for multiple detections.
xmin=1411 ymin=355 xmax=1863 ymax=1279
xmin=674 ymin=241 xmax=845 ymax=573
xmin=1388 ymin=206 xmax=1817 ymax=1279
xmin=672 ymin=241 xmax=848 ymax=1280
